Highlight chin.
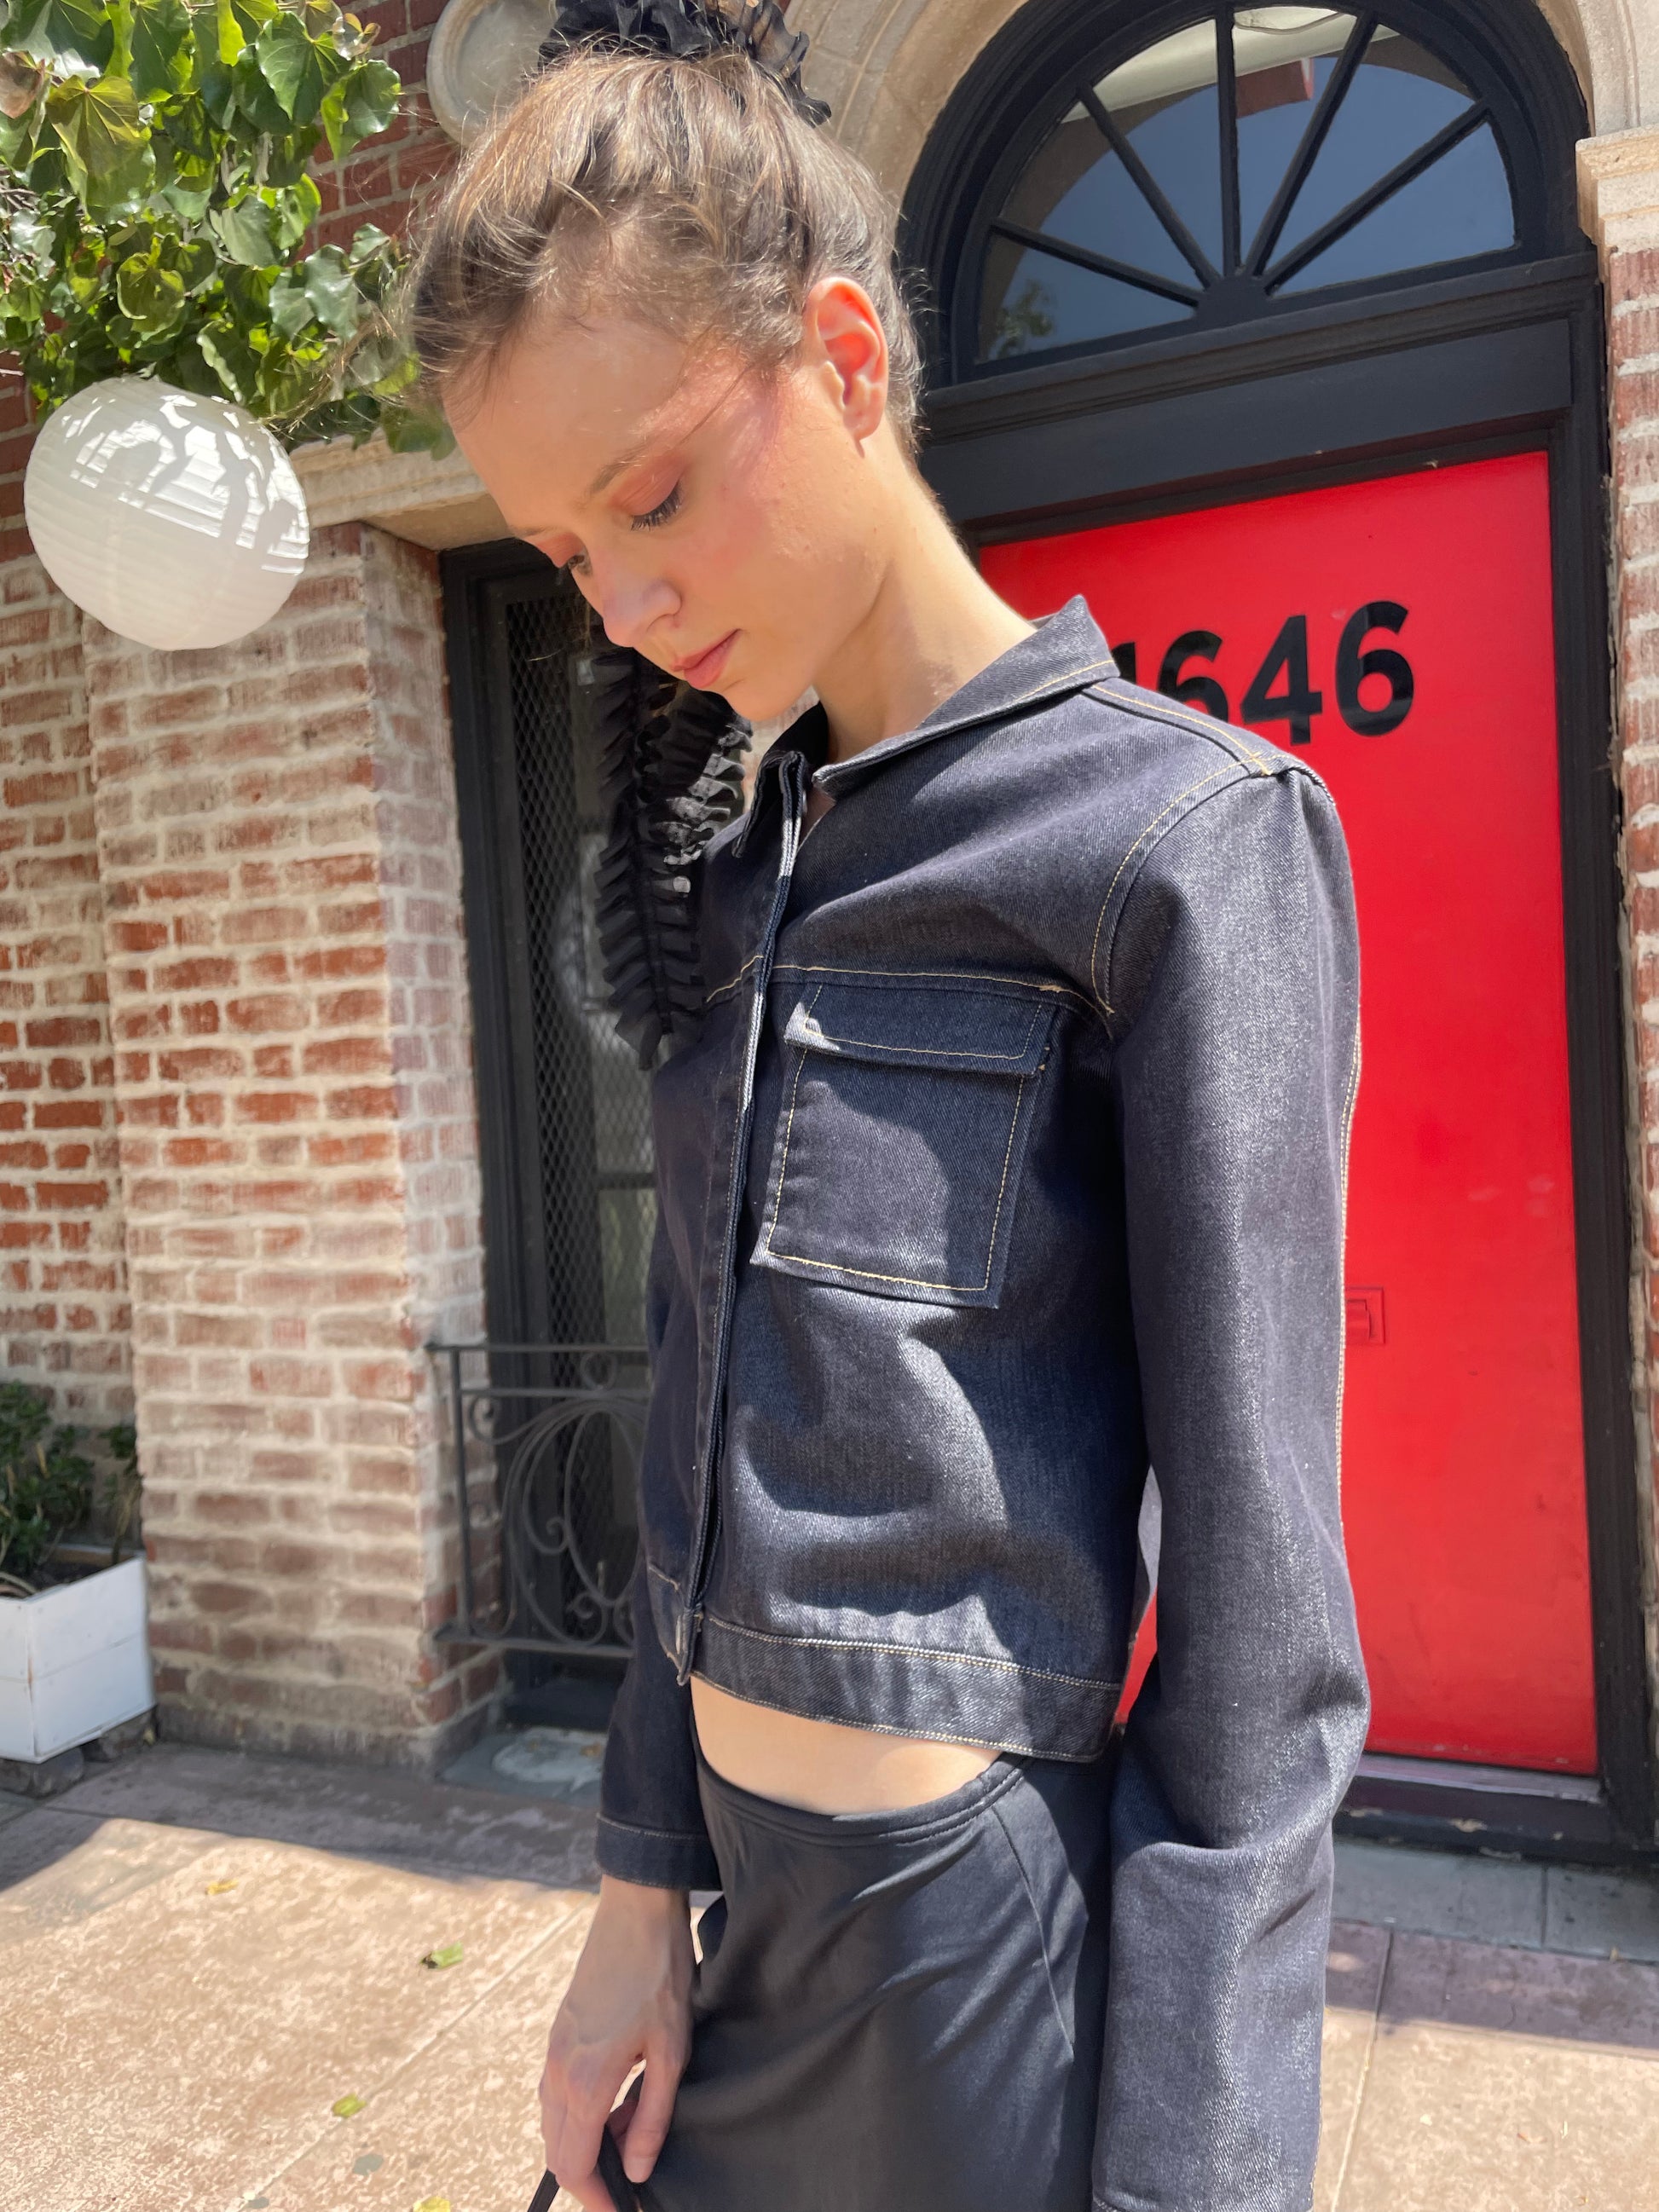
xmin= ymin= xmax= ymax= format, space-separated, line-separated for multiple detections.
xmin=726 ymin=668 xmax=813 ymax=725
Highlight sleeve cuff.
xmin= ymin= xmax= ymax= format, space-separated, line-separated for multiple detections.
xmin=595 ymin=1811 xmax=722 ymax=1891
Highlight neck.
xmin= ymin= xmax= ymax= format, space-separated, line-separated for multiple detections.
xmin=810 ymin=465 xmax=1036 ymax=763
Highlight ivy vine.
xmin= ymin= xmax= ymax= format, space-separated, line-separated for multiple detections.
xmin=0 ymin=0 xmax=451 ymax=451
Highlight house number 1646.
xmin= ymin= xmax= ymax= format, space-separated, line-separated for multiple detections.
xmin=1110 ymin=601 xmax=1414 ymax=746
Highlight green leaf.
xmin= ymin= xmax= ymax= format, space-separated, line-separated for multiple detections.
xmin=267 ymin=268 xmax=312 ymax=340
xmin=330 ymin=2094 xmax=365 ymax=2121
xmin=301 ymin=241 xmax=360 ymax=337
xmin=260 ymin=127 xmax=320 ymax=186
xmin=213 ymin=0 xmax=241 ymax=66
xmin=4 ymin=206 xmax=56 ymax=270
xmin=229 ymin=44 xmax=286 ymax=133
xmin=194 ymin=55 xmax=234 ymax=123
xmin=129 ymin=0 xmax=193 ymax=99
xmin=344 ymin=220 xmax=390 ymax=269
xmin=116 ymin=239 xmax=186 ymax=334
xmin=268 ymin=170 xmax=319 ymax=251
xmin=379 ymin=397 xmax=454 ymax=458
xmin=45 ymin=73 xmax=146 ymax=187
xmin=156 ymin=167 xmax=213 ymax=221
xmin=196 ymin=312 xmax=252 ymax=400
xmin=255 ymin=9 xmax=334 ymax=125
xmin=344 ymin=329 xmax=407 ymax=390
xmin=420 ymin=1942 xmax=464 ymax=1970
xmin=4 ymin=0 xmax=112 ymax=74
xmin=108 ymin=0 xmax=132 ymax=77
xmin=319 ymin=53 xmax=396 ymax=161
xmin=227 ymin=0 xmax=280 ymax=40
xmin=0 ymin=92 xmax=42 ymax=162
xmin=171 ymin=234 xmax=218 ymax=293
xmin=209 ymin=193 xmax=278 ymax=268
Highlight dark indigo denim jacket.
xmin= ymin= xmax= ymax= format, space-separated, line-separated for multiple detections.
xmin=597 ymin=593 xmax=1369 ymax=2212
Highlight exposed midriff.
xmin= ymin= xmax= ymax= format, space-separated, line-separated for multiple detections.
xmin=689 ymin=1674 xmax=998 ymax=1814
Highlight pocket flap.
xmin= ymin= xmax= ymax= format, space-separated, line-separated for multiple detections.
xmin=783 ymin=981 xmax=1055 ymax=1077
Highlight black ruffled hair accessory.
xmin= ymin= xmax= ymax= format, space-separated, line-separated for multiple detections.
xmin=537 ymin=0 xmax=830 ymax=128
xmin=537 ymin=0 xmax=830 ymax=1071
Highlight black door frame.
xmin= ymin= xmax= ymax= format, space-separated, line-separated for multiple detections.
xmin=902 ymin=2 xmax=1656 ymax=1856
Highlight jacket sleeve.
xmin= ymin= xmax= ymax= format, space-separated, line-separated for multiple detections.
xmin=1093 ymin=764 xmax=1369 ymax=2212
xmin=594 ymin=1206 xmax=722 ymax=1892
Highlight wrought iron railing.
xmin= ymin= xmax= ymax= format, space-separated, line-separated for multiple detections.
xmin=429 ymin=1339 xmax=647 ymax=1662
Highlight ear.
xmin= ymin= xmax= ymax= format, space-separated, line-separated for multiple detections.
xmin=800 ymin=274 xmax=889 ymax=443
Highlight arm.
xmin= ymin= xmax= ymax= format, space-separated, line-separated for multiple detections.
xmin=540 ymin=1208 xmax=714 ymax=2208
xmin=1094 ymin=765 xmax=1369 ymax=2212
xmin=595 ymin=1204 xmax=720 ymax=1891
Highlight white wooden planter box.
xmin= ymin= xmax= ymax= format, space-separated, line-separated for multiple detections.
xmin=0 ymin=1556 xmax=154 ymax=1764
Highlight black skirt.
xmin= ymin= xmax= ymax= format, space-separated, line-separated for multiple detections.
xmin=601 ymin=1736 xmax=1117 ymax=2212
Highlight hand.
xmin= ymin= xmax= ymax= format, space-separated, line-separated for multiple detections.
xmin=540 ymin=1874 xmax=695 ymax=2210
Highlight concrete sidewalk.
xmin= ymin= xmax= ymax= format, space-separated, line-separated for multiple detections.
xmin=3 ymin=1738 xmax=1656 ymax=2212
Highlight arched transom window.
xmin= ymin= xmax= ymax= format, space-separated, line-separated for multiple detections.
xmin=978 ymin=5 xmax=1518 ymax=366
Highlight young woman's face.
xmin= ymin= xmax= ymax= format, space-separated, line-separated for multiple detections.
xmin=447 ymin=290 xmax=892 ymax=723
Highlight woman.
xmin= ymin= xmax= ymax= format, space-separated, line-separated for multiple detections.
xmin=407 ymin=6 xmax=1369 ymax=2209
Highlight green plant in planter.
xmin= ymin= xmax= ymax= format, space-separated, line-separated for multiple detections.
xmin=0 ymin=0 xmax=451 ymax=452
xmin=101 ymin=1417 xmax=141 ymax=1565
xmin=0 ymin=1380 xmax=96 ymax=1594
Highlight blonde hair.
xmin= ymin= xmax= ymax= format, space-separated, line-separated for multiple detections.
xmin=405 ymin=43 xmax=926 ymax=459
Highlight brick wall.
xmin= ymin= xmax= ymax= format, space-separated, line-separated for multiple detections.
xmin=0 ymin=557 xmax=130 ymax=1428
xmin=1609 ymin=239 xmax=1659 ymax=1725
xmin=78 ymin=520 xmax=492 ymax=1763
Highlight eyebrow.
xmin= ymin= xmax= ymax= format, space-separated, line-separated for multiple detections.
xmin=505 ymin=441 xmax=657 ymax=543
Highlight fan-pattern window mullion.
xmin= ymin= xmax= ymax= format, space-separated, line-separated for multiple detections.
xmin=1242 ymin=6 xmax=1373 ymax=275
xmin=976 ymin=3 xmax=1518 ymax=366
xmin=1080 ymin=84 xmax=1218 ymax=286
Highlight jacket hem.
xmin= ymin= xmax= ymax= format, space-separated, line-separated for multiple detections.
xmin=692 ymin=1606 xmax=1122 ymax=1759
xmin=594 ymin=1813 xmax=720 ymax=1892
xmin=1094 ymin=2199 xmax=1312 ymax=2212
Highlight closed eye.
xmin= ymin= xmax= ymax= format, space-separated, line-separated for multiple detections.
xmin=633 ymin=482 xmax=682 ymax=530
xmin=556 ymin=482 xmax=682 ymax=577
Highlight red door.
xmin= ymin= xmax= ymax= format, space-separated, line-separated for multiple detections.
xmin=983 ymin=449 xmax=1597 ymax=1774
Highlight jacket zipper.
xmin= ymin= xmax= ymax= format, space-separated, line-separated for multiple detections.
xmin=677 ymin=748 xmax=808 ymax=1683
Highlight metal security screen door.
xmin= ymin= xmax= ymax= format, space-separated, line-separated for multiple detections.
xmin=442 ymin=546 xmax=653 ymax=1684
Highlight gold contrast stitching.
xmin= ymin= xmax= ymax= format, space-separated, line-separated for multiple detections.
xmin=795 ymin=1001 xmax=1042 ymax=1064
xmin=700 ymin=1606 xmax=1117 ymax=1689
xmin=1088 ymin=765 xmax=1239 ymax=1016
xmin=759 ymin=982 xmax=822 ymax=1255
xmin=1087 ymin=679 xmax=1279 ymax=776
xmin=704 ymin=950 xmax=763 ymax=1006
xmin=762 ymin=1039 xmax=1042 ymax=1295
xmin=981 ymin=654 xmax=1121 ymax=719
xmin=772 ymin=964 xmax=1094 ymax=1014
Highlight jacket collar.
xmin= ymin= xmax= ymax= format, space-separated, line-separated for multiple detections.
xmin=777 ymin=592 xmax=1118 ymax=790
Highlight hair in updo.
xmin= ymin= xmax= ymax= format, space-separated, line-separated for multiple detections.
xmin=405 ymin=40 xmax=927 ymax=460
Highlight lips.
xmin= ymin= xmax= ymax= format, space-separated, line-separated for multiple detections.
xmin=674 ymin=631 xmax=737 ymax=688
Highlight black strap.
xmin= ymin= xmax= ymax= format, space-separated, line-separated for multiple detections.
xmin=526 ymin=2127 xmax=645 ymax=2211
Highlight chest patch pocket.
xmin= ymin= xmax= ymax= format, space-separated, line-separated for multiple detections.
xmin=752 ymin=978 xmax=1060 ymax=1308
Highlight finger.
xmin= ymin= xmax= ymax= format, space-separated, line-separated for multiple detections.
xmin=547 ymin=2059 xmax=626 ymax=2200
xmin=561 ymin=2168 xmax=617 ymax=2212
xmin=619 ymin=2045 xmax=683 ymax=2184
xmin=606 ymin=2078 xmax=642 ymax=2139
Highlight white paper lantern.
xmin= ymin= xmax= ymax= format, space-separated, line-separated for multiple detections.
xmin=24 ymin=376 xmax=310 ymax=651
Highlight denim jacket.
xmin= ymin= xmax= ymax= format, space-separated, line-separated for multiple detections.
xmin=596 ymin=593 xmax=1369 ymax=2212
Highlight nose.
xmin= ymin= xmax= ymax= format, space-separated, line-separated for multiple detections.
xmin=588 ymin=556 xmax=679 ymax=656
